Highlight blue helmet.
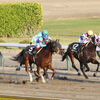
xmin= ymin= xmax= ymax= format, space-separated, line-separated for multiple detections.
xmin=43 ymin=33 xmax=49 ymax=39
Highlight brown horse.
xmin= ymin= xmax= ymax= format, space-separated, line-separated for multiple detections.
xmin=13 ymin=40 xmax=61 ymax=82
xmin=62 ymin=35 xmax=100 ymax=79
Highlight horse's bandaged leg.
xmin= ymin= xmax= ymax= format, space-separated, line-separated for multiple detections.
xmin=16 ymin=66 xmax=22 ymax=71
xmin=28 ymin=72 xmax=33 ymax=82
xmin=41 ymin=75 xmax=46 ymax=83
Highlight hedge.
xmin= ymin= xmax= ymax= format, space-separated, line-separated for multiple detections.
xmin=0 ymin=2 xmax=43 ymax=37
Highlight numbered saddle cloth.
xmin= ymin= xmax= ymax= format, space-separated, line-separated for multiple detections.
xmin=71 ymin=42 xmax=81 ymax=52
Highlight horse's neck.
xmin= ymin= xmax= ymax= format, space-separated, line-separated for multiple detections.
xmin=40 ymin=46 xmax=52 ymax=55
xmin=46 ymin=45 xmax=53 ymax=54
xmin=86 ymin=42 xmax=96 ymax=51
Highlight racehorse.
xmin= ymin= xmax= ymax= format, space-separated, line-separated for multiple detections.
xmin=62 ymin=35 xmax=100 ymax=79
xmin=13 ymin=40 xmax=61 ymax=82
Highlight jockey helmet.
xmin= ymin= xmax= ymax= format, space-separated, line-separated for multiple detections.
xmin=43 ymin=30 xmax=48 ymax=34
xmin=43 ymin=33 xmax=49 ymax=39
xmin=88 ymin=30 xmax=94 ymax=36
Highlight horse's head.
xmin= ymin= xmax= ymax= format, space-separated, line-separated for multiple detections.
xmin=91 ymin=35 xmax=100 ymax=47
xmin=48 ymin=39 xmax=61 ymax=53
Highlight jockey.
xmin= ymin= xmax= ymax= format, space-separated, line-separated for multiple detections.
xmin=30 ymin=30 xmax=51 ymax=54
xmin=78 ymin=30 xmax=94 ymax=52
xmin=79 ymin=30 xmax=94 ymax=45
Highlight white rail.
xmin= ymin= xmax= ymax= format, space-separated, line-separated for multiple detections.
xmin=0 ymin=43 xmax=100 ymax=51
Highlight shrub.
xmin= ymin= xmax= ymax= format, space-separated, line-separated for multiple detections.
xmin=0 ymin=2 xmax=43 ymax=37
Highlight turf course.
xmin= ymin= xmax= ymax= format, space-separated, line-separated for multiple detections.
xmin=1 ymin=18 xmax=100 ymax=45
xmin=42 ymin=18 xmax=100 ymax=36
xmin=41 ymin=18 xmax=100 ymax=45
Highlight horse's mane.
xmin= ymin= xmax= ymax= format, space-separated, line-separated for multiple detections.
xmin=42 ymin=40 xmax=61 ymax=54
xmin=86 ymin=36 xmax=96 ymax=48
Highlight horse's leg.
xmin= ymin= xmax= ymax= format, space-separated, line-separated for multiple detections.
xmin=16 ymin=63 xmax=22 ymax=71
xmin=80 ymin=63 xmax=88 ymax=79
xmin=91 ymin=59 xmax=100 ymax=77
xmin=36 ymin=66 xmax=46 ymax=83
xmin=29 ymin=63 xmax=33 ymax=73
xmin=84 ymin=63 xmax=90 ymax=72
xmin=43 ymin=67 xmax=48 ymax=77
xmin=69 ymin=55 xmax=81 ymax=75
xmin=25 ymin=52 xmax=33 ymax=82
xmin=33 ymin=70 xmax=38 ymax=77
xmin=49 ymin=65 xmax=56 ymax=80
xmin=43 ymin=67 xmax=49 ymax=83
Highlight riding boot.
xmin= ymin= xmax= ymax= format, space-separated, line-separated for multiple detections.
xmin=32 ymin=48 xmax=37 ymax=55
xmin=32 ymin=48 xmax=37 ymax=63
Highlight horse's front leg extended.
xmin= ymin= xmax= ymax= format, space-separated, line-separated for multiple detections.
xmin=25 ymin=52 xmax=33 ymax=82
xmin=80 ymin=63 xmax=88 ymax=79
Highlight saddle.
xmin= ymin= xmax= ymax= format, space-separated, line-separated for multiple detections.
xmin=28 ymin=46 xmax=43 ymax=63
xmin=80 ymin=43 xmax=88 ymax=51
xmin=72 ymin=43 xmax=81 ymax=52
xmin=28 ymin=46 xmax=36 ymax=55
xmin=72 ymin=43 xmax=87 ymax=53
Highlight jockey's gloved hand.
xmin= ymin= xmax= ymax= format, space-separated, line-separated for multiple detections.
xmin=30 ymin=42 xmax=32 ymax=44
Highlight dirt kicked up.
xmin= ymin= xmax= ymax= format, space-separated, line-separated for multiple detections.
xmin=0 ymin=49 xmax=100 ymax=100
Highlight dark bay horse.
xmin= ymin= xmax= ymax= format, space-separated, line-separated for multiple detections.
xmin=13 ymin=40 xmax=61 ymax=82
xmin=62 ymin=35 xmax=100 ymax=79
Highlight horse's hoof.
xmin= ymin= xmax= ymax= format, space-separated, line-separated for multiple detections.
xmin=46 ymin=78 xmax=49 ymax=83
xmin=35 ymin=78 xmax=39 ymax=82
xmin=85 ymin=76 xmax=88 ymax=79
xmin=42 ymin=79 xmax=46 ymax=83
xmin=85 ymin=70 xmax=89 ymax=72
xmin=22 ymin=80 xmax=27 ymax=84
xmin=51 ymin=77 xmax=54 ymax=80
xmin=93 ymin=73 xmax=96 ymax=77
xmin=30 ymin=70 xmax=33 ymax=73
xmin=16 ymin=68 xmax=20 ymax=71
xmin=30 ymin=79 xmax=33 ymax=83
xmin=78 ymin=73 xmax=81 ymax=76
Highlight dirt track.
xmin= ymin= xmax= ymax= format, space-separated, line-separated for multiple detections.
xmin=0 ymin=49 xmax=100 ymax=100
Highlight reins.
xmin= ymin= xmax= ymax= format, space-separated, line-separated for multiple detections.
xmin=36 ymin=48 xmax=43 ymax=54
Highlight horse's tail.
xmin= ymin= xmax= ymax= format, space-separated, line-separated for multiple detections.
xmin=62 ymin=50 xmax=69 ymax=61
xmin=11 ymin=49 xmax=25 ymax=63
